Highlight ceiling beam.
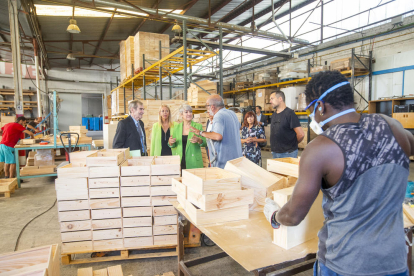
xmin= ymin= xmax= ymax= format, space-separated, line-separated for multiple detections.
xmin=236 ymin=0 xmax=288 ymax=28
xmin=158 ymin=0 xmax=200 ymax=34
xmin=89 ymin=9 xmax=117 ymax=66
xmin=217 ymin=0 xmax=264 ymax=25
xmin=131 ymin=0 xmax=163 ymax=36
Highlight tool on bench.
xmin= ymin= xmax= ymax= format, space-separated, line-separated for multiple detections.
xmin=59 ymin=132 xmax=79 ymax=163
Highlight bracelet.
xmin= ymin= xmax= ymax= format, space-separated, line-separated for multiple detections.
xmin=271 ymin=211 xmax=281 ymax=229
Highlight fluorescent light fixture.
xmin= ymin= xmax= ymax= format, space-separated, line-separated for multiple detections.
xmin=67 ymin=19 xmax=80 ymax=34
xmin=66 ymin=53 xmax=76 ymax=60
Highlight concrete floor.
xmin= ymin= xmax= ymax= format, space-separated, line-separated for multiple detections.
xmin=0 ymin=151 xmax=413 ymax=276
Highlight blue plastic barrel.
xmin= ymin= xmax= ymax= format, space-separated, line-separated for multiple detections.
xmin=82 ymin=117 xmax=89 ymax=130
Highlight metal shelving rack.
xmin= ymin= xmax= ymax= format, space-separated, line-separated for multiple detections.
xmin=14 ymin=91 xmax=92 ymax=187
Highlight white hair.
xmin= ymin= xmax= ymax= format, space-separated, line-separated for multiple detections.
xmin=128 ymin=100 xmax=143 ymax=113
xmin=179 ymin=104 xmax=193 ymax=114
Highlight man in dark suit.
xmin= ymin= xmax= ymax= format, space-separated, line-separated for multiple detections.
xmin=113 ymin=99 xmax=148 ymax=156
xmin=256 ymin=106 xmax=268 ymax=128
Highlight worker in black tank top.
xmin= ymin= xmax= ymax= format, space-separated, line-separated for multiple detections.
xmin=263 ymin=71 xmax=414 ymax=276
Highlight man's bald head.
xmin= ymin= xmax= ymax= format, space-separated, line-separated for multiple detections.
xmin=206 ymin=94 xmax=225 ymax=116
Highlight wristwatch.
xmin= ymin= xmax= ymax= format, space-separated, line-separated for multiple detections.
xmin=199 ymin=130 xmax=204 ymax=136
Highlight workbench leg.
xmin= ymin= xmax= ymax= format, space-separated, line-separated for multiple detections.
xmin=407 ymin=229 xmax=412 ymax=276
xmin=178 ymin=214 xmax=185 ymax=276
xmin=15 ymin=148 xmax=20 ymax=188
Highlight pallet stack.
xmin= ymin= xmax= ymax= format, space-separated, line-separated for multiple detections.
xmin=56 ymin=150 xmax=180 ymax=257
xmin=111 ymin=88 xmax=140 ymax=116
xmin=175 ymin=168 xmax=253 ymax=225
xmin=133 ymin=32 xmax=169 ymax=74
xmin=187 ymin=80 xmax=217 ymax=107
xmin=141 ymin=100 xmax=186 ymax=155
xmin=330 ymin=56 xmax=369 ymax=72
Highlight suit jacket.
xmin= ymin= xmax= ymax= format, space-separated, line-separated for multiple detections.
xmin=112 ymin=116 xmax=147 ymax=155
xmin=257 ymin=113 xmax=268 ymax=127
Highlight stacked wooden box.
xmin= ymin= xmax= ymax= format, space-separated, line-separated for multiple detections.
xmin=187 ymin=80 xmax=217 ymax=107
xmin=111 ymin=88 xmax=139 ymax=116
xmin=56 ymin=151 xmax=180 ymax=254
xmin=141 ymin=100 xmax=186 ymax=155
xmin=330 ymin=56 xmax=369 ymax=71
xmin=0 ymin=244 xmax=60 ymax=276
xmin=192 ymin=113 xmax=209 ymax=129
xmin=134 ymin=32 xmax=169 ymax=73
xmin=175 ymin=168 xmax=253 ymax=226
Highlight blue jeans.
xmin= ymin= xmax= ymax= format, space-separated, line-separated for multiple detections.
xmin=271 ymin=149 xmax=298 ymax=159
xmin=313 ymin=260 xmax=409 ymax=276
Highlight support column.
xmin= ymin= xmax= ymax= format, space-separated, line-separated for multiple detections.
xmin=8 ymin=0 xmax=24 ymax=116
xmin=143 ymin=54 xmax=146 ymax=100
xmin=33 ymin=39 xmax=42 ymax=117
xmin=183 ymin=20 xmax=188 ymax=101
xmin=132 ymin=63 xmax=135 ymax=99
xmin=169 ymin=75 xmax=172 ymax=99
xmin=159 ymin=40 xmax=163 ymax=100
xmin=368 ymin=50 xmax=373 ymax=101
xmin=320 ymin=0 xmax=324 ymax=43
xmin=219 ymin=26 xmax=224 ymax=98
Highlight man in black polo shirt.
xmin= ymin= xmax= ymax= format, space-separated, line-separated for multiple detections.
xmin=269 ymin=91 xmax=304 ymax=158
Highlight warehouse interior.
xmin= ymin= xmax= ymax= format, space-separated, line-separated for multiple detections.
xmin=1 ymin=0 xmax=414 ymax=275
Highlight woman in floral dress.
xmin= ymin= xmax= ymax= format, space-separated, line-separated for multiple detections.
xmin=240 ymin=111 xmax=267 ymax=165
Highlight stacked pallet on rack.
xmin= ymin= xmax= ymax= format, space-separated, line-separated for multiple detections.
xmin=176 ymin=168 xmax=253 ymax=225
xmin=133 ymin=32 xmax=170 ymax=74
xmin=141 ymin=100 xmax=186 ymax=155
xmin=187 ymin=80 xmax=217 ymax=107
xmin=111 ymin=88 xmax=140 ymax=116
xmin=330 ymin=56 xmax=369 ymax=72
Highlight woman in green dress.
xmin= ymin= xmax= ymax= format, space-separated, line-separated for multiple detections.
xmin=168 ymin=104 xmax=207 ymax=169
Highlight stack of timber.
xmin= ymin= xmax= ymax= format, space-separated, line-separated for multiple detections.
xmin=0 ymin=178 xmax=18 ymax=198
xmin=236 ymin=82 xmax=253 ymax=90
xmin=133 ymin=32 xmax=169 ymax=75
xmin=119 ymin=36 xmax=135 ymax=82
xmin=111 ymin=88 xmax=140 ymax=116
xmin=224 ymin=157 xmax=287 ymax=211
xmin=141 ymin=100 xmax=186 ymax=155
xmin=61 ymin=125 xmax=93 ymax=145
xmin=78 ymin=265 xmax=124 ymax=276
xmin=330 ymin=57 xmax=369 ymax=72
xmin=0 ymin=244 xmax=60 ymax=275
xmin=187 ymin=80 xmax=217 ymax=107
xmin=56 ymin=150 xmax=181 ymax=259
xmin=272 ymin=187 xmax=324 ymax=249
xmin=176 ymin=168 xmax=253 ymax=225
xmin=120 ymin=41 xmax=127 ymax=82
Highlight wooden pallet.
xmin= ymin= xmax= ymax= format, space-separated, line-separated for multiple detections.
xmin=336 ymin=67 xmax=368 ymax=73
xmin=0 ymin=178 xmax=18 ymax=198
xmin=61 ymin=244 xmax=178 ymax=265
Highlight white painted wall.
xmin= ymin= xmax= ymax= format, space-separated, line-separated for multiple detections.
xmin=58 ymin=93 xmax=82 ymax=132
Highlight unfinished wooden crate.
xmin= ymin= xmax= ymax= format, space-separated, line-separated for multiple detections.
xmin=121 ymin=156 xmax=153 ymax=176
xmin=0 ymin=178 xmax=18 ymax=198
xmin=181 ymin=167 xmax=241 ymax=195
xmin=151 ymin=156 xmax=181 ymax=176
xmin=272 ymin=187 xmax=324 ymax=249
xmin=224 ymin=157 xmax=286 ymax=211
xmin=86 ymin=149 xmax=125 ymax=167
xmin=267 ymin=158 xmax=300 ymax=178
xmin=0 ymin=244 xmax=60 ymax=276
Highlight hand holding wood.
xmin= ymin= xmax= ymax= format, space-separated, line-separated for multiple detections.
xmin=264 ymin=198 xmax=280 ymax=229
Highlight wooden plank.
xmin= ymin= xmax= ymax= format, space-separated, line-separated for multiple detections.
xmin=151 ymin=196 xmax=176 ymax=206
xmin=123 ymin=237 xmax=153 ymax=248
xmin=150 ymin=186 xmax=175 ymax=196
xmin=57 ymin=200 xmax=89 ymax=211
xmin=93 ymin=269 xmax=108 ymax=276
xmin=89 ymin=188 xmax=120 ymax=199
xmin=121 ymin=186 xmax=150 ymax=197
xmin=123 ymin=217 xmax=152 ymax=227
xmin=55 ymin=177 xmax=87 ymax=189
xmin=121 ymin=197 xmax=151 ymax=207
xmin=187 ymin=188 xmax=254 ymax=212
xmin=91 ymin=219 xmax=123 ymax=230
xmin=171 ymin=177 xmax=186 ymax=199
xmin=185 ymin=202 xmax=249 ymax=226
xmin=272 ymin=187 xmax=324 ymax=250
xmin=86 ymin=150 xmax=124 ymax=167
xmin=89 ymin=178 xmax=120 ymax=188
xmin=56 ymin=188 xmax=89 ymax=201
xmin=91 ymin=208 xmax=122 ymax=220
xmin=153 ymin=206 xmax=176 ymax=217
xmin=61 ymin=230 xmax=92 ymax=243
xmin=182 ymin=168 xmax=241 ymax=195
xmin=120 ymin=176 xmax=150 ymax=187
xmin=60 ymin=220 xmax=91 ymax=232
xmin=153 ymin=235 xmax=177 ymax=246
xmin=62 ymin=241 xmax=93 ymax=254
xmin=403 ymin=204 xmax=414 ymax=223
xmin=58 ymin=210 xmax=90 ymax=222
xmin=93 ymin=239 xmax=124 ymax=252
xmin=153 ymin=215 xmax=177 ymax=226
xmin=267 ymin=158 xmax=299 ymax=178
xmin=123 ymin=227 xmax=152 ymax=238
xmin=224 ymin=157 xmax=287 ymax=211
xmin=89 ymin=198 xmax=120 ymax=209
xmin=153 ymin=225 xmax=177 ymax=235
xmin=89 ymin=166 xmax=120 ymax=178
xmin=123 ymin=207 xmax=152 ymax=217
xmin=151 ymin=175 xmax=180 ymax=186
xmin=93 ymin=229 xmax=123 ymax=240
xmin=57 ymin=163 xmax=89 ymax=178
xmin=120 ymin=157 xmax=153 ymax=176
xmin=151 ymin=156 xmax=180 ymax=175
xmin=78 ymin=267 xmax=93 ymax=276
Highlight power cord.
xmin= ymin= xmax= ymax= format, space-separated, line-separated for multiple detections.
xmin=14 ymin=199 xmax=57 ymax=251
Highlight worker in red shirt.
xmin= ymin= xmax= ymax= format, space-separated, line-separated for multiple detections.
xmin=0 ymin=117 xmax=34 ymax=178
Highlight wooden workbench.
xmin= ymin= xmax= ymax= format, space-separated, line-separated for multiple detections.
xmin=173 ymin=201 xmax=318 ymax=276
